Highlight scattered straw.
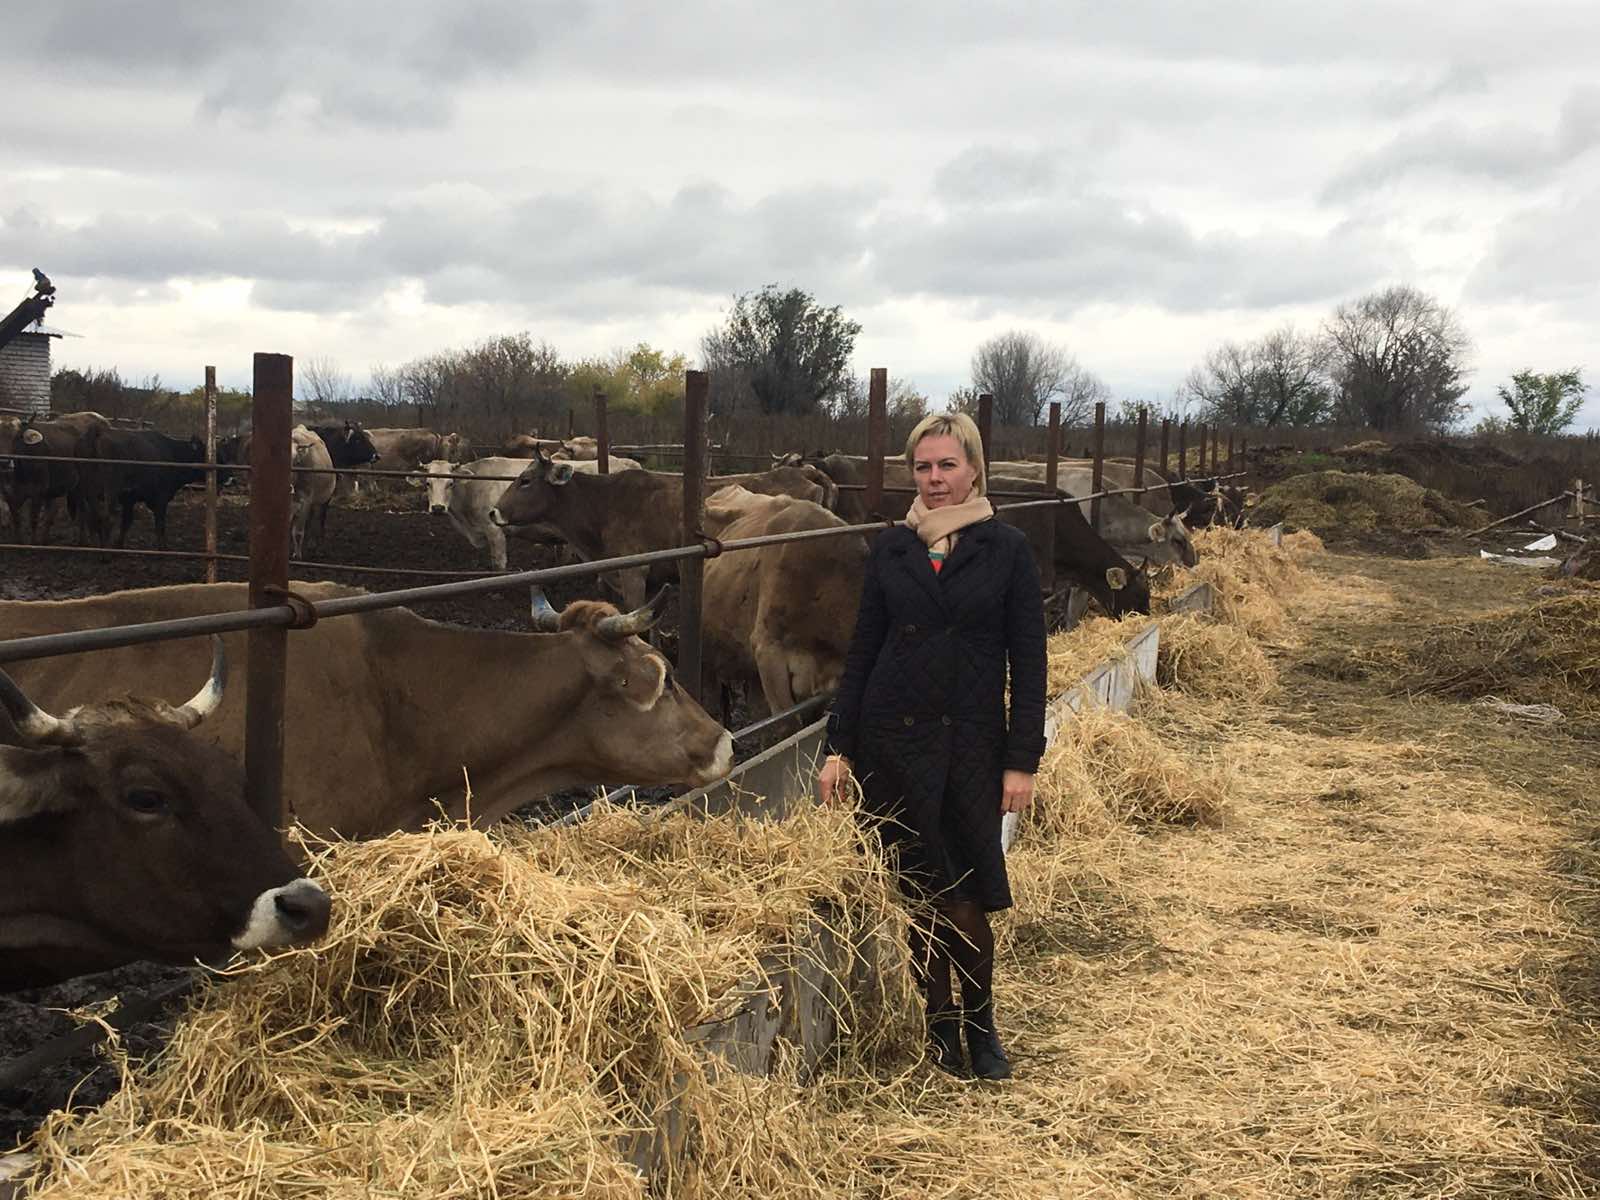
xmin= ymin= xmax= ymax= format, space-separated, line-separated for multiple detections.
xmin=1045 ymin=614 xmax=1153 ymax=695
xmin=1158 ymin=613 xmax=1277 ymax=703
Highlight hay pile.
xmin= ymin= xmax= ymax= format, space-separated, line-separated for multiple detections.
xmin=21 ymin=805 xmax=915 ymax=1199
xmin=1045 ymin=613 xmax=1153 ymax=695
xmin=1250 ymin=470 xmax=1489 ymax=532
xmin=1359 ymin=587 xmax=1600 ymax=716
xmin=1031 ymin=701 xmax=1232 ymax=837
xmin=1158 ymin=613 xmax=1277 ymax=702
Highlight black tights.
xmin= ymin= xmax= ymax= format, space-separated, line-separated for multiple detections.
xmin=911 ymin=898 xmax=994 ymax=1015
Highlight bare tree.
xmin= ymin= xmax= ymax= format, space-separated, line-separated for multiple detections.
xmin=369 ymin=363 xmax=406 ymax=409
xmin=970 ymin=331 xmax=1105 ymax=426
xmin=1324 ymin=285 xmax=1472 ymax=432
xmin=300 ymin=356 xmax=351 ymax=408
xmin=1183 ymin=324 xmax=1331 ymax=427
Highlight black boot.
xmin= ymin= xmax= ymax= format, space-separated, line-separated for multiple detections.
xmin=927 ymin=1007 xmax=969 ymax=1077
xmin=964 ymin=1001 xmax=1012 ymax=1081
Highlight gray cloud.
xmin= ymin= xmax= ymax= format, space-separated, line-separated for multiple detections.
xmin=1465 ymin=189 xmax=1600 ymax=305
xmin=1324 ymin=86 xmax=1600 ymax=200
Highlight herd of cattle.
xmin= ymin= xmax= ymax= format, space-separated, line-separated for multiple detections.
xmin=0 ymin=410 xmax=1252 ymax=992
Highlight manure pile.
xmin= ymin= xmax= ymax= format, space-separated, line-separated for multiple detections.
xmin=1251 ymin=469 xmax=1490 ymax=533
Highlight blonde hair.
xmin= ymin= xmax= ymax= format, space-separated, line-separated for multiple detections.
xmin=905 ymin=411 xmax=986 ymax=497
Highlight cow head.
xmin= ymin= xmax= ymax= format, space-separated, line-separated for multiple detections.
xmin=343 ymin=423 xmax=381 ymax=466
xmin=1146 ymin=512 xmax=1198 ymax=568
xmin=0 ymin=639 xmax=330 ymax=989
xmin=488 ymin=450 xmax=579 ymax=529
xmin=526 ymin=586 xmax=734 ymax=789
xmin=1094 ymin=559 xmax=1152 ymax=618
xmin=421 ymin=459 xmax=455 ymax=513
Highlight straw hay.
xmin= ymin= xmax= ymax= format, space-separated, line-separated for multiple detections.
xmin=1031 ymin=701 xmax=1232 ymax=838
xmin=1251 ymin=470 xmax=1490 ymax=532
xmin=1157 ymin=614 xmax=1278 ymax=703
xmin=19 ymin=804 xmax=916 ymax=1199
xmin=1045 ymin=614 xmax=1154 ymax=695
xmin=1358 ymin=587 xmax=1600 ymax=715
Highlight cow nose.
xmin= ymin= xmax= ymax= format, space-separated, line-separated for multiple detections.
xmin=429 ymin=504 xmax=446 ymax=514
xmin=274 ymin=880 xmax=332 ymax=941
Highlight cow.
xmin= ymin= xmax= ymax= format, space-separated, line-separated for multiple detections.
xmin=699 ymin=486 xmax=868 ymax=715
xmin=422 ymin=454 xmax=642 ymax=571
xmin=488 ymin=453 xmax=839 ymax=609
xmin=2 ymin=582 xmax=734 ymax=839
xmin=6 ymin=413 xmax=108 ymax=544
xmin=76 ymin=425 xmax=207 ymax=550
xmin=290 ymin=425 xmax=337 ymax=558
xmin=501 ymin=433 xmax=567 ymax=459
xmin=793 ymin=453 xmax=1150 ymax=617
xmin=993 ymin=458 xmax=1246 ymax=530
xmin=554 ymin=436 xmax=598 ymax=461
xmin=363 ymin=427 xmax=471 ymax=469
xmin=0 ymin=639 xmax=330 ymax=989
xmin=307 ymin=421 xmax=382 ymax=497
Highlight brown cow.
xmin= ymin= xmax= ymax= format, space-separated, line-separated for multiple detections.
xmin=700 ymin=486 xmax=868 ymax=713
xmin=290 ymin=425 xmax=337 ymax=558
xmin=7 ymin=412 xmax=109 ymax=544
xmin=501 ymin=433 xmax=567 ymax=459
xmin=2 ymin=582 xmax=734 ymax=839
xmin=0 ymin=640 xmax=330 ymax=989
xmin=488 ymin=452 xmax=838 ymax=608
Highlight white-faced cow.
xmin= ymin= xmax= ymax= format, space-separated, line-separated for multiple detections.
xmin=290 ymin=425 xmax=336 ymax=558
xmin=488 ymin=451 xmax=838 ymax=609
xmin=2 ymin=583 xmax=734 ymax=839
xmin=0 ymin=639 xmax=330 ymax=990
xmin=422 ymin=455 xmax=642 ymax=571
xmin=699 ymin=486 xmax=868 ymax=714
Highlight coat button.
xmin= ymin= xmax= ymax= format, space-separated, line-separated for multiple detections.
xmin=941 ymin=716 xmax=952 ymax=727
xmin=903 ymin=716 xmax=915 ymax=727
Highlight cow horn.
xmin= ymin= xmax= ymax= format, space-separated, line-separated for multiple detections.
xmin=529 ymin=587 xmax=563 ymax=633
xmin=595 ymin=585 xmax=672 ymax=639
xmin=0 ymin=667 xmax=81 ymax=746
xmin=173 ymin=637 xmax=227 ymax=729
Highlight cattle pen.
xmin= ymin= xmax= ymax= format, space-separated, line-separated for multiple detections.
xmin=2 ymin=355 xmax=1298 ymax=1194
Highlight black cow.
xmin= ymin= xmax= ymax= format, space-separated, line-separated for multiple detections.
xmin=308 ymin=421 xmax=382 ymax=483
xmin=6 ymin=415 xmax=105 ymax=544
xmin=77 ymin=426 xmax=207 ymax=550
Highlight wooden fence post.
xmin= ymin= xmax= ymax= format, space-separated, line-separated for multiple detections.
xmin=678 ymin=371 xmax=709 ymax=704
xmin=1133 ymin=407 xmax=1148 ymax=498
xmin=1090 ymin=401 xmax=1106 ymax=531
xmin=204 ymin=365 xmax=218 ymax=584
xmin=865 ymin=368 xmax=888 ymax=519
xmin=1177 ymin=420 xmax=1188 ymax=481
xmin=246 ymin=353 xmax=293 ymax=830
xmin=1043 ymin=400 xmax=1060 ymax=591
xmin=977 ymin=393 xmax=994 ymax=470
xmin=594 ymin=388 xmax=609 ymax=474
xmin=1160 ymin=417 xmax=1171 ymax=479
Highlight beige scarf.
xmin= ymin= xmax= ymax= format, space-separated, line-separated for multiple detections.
xmin=905 ymin=494 xmax=995 ymax=559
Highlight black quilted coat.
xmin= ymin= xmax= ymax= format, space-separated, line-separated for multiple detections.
xmin=825 ymin=517 xmax=1047 ymax=911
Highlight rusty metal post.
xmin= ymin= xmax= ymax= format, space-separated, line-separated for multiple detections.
xmin=976 ymin=393 xmax=993 ymax=470
xmin=1198 ymin=423 xmax=1208 ymax=479
xmin=1089 ymin=401 xmax=1106 ymax=531
xmin=1227 ymin=429 xmax=1236 ymax=474
xmin=567 ymin=407 xmax=574 ymax=440
xmin=1160 ymin=417 xmax=1171 ymax=479
xmin=1177 ymin=420 xmax=1188 ymax=481
xmin=1133 ymin=407 xmax=1148 ymax=496
xmin=865 ymin=368 xmax=888 ymax=518
xmin=593 ymin=387 xmax=609 ymax=474
xmin=246 ymin=353 xmax=293 ymax=829
xmin=678 ymin=371 xmax=708 ymax=704
xmin=204 ymin=365 xmax=218 ymax=584
xmin=1212 ymin=427 xmax=1221 ymax=475
xmin=1240 ymin=436 xmax=1248 ymax=478
xmin=1043 ymin=400 xmax=1060 ymax=591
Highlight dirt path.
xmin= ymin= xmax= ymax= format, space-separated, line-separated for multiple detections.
xmin=801 ymin=551 xmax=1600 ymax=1198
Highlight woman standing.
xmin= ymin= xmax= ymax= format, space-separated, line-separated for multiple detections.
xmin=818 ymin=412 xmax=1046 ymax=1080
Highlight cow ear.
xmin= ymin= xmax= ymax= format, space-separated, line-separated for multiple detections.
xmin=1147 ymin=521 xmax=1164 ymax=542
xmin=550 ymin=462 xmax=576 ymax=485
xmin=0 ymin=747 xmax=79 ymax=824
xmin=1104 ymin=566 xmax=1127 ymax=591
xmin=22 ymin=429 xmax=43 ymax=446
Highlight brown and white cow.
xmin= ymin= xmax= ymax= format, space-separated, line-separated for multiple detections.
xmin=422 ymin=455 xmax=641 ymax=571
xmin=700 ymin=486 xmax=868 ymax=713
xmin=488 ymin=453 xmax=838 ymax=609
xmin=2 ymin=583 xmax=734 ymax=840
xmin=0 ymin=639 xmax=330 ymax=989
xmin=290 ymin=425 xmax=337 ymax=558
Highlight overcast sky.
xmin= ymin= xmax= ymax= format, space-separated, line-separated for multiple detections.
xmin=4 ymin=1 xmax=1597 ymax=429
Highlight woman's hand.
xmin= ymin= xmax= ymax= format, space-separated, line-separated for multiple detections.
xmin=1001 ymin=770 xmax=1035 ymax=814
xmin=818 ymin=756 xmax=851 ymax=806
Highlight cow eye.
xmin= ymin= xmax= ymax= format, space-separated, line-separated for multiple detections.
xmin=123 ymin=789 xmax=169 ymax=816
